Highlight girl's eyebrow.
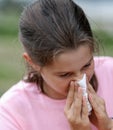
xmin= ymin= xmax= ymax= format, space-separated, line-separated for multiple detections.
xmin=82 ymin=56 xmax=93 ymax=67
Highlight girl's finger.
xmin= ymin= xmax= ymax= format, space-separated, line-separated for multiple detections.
xmin=82 ymin=96 xmax=89 ymax=120
xmin=73 ymin=87 xmax=83 ymax=117
xmin=87 ymin=82 xmax=96 ymax=94
xmin=65 ymin=81 xmax=75 ymax=110
xmin=89 ymin=93 xmax=105 ymax=114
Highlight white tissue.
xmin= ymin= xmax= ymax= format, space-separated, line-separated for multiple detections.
xmin=77 ymin=74 xmax=92 ymax=114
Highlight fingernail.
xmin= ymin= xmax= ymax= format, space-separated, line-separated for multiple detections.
xmin=89 ymin=93 xmax=92 ymax=100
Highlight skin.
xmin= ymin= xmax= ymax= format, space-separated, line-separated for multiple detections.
xmin=23 ymin=45 xmax=113 ymax=130
xmin=39 ymin=45 xmax=94 ymax=100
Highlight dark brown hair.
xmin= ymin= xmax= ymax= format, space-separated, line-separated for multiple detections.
xmin=19 ymin=0 xmax=98 ymax=91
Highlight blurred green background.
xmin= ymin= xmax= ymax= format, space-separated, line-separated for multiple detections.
xmin=0 ymin=0 xmax=113 ymax=96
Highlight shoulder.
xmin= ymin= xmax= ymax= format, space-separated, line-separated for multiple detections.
xmin=0 ymin=81 xmax=38 ymax=103
xmin=0 ymin=81 xmax=40 ymax=127
xmin=0 ymin=81 xmax=40 ymax=111
xmin=94 ymin=57 xmax=113 ymax=117
xmin=94 ymin=56 xmax=113 ymax=79
xmin=94 ymin=56 xmax=113 ymax=84
xmin=94 ymin=56 xmax=113 ymax=70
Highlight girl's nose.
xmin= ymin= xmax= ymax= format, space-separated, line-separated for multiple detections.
xmin=73 ymin=73 xmax=84 ymax=81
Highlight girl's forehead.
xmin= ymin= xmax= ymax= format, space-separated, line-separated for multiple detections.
xmin=55 ymin=46 xmax=91 ymax=61
xmin=47 ymin=45 xmax=93 ymax=70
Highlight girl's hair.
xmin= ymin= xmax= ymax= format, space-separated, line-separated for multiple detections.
xmin=19 ymin=0 xmax=98 ymax=91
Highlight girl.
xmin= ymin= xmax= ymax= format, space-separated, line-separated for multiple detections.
xmin=0 ymin=0 xmax=113 ymax=130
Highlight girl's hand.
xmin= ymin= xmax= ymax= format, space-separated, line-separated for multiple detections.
xmin=64 ymin=81 xmax=91 ymax=130
xmin=88 ymin=83 xmax=113 ymax=130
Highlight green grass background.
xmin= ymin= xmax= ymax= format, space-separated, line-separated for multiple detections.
xmin=0 ymin=12 xmax=113 ymax=96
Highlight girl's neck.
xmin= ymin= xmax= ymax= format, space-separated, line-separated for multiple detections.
xmin=42 ymin=83 xmax=67 ymax=100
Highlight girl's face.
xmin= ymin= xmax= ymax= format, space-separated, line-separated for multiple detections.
xmin=39 ymin=45 xmax=94 ymax=99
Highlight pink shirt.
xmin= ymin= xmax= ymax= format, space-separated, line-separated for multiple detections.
xmin=0 ymin=56 xmax=113 ymax=130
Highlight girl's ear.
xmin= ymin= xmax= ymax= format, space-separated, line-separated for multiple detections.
xmin=23 ymin=52 xmax=32 ymax=64
xmin=23 ymin=52 xmax=41 ymax=71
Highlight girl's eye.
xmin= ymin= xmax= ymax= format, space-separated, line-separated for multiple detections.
xmin=83 ymin=63 xmax=91 ymax=69
xmin=59 ymin=73 xmax=72 ymax=77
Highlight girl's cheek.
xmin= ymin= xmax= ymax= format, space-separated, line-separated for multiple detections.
xmin=85 ymin=69 xmax=94 ymax=81
xmin=87 ymin=66 xmax=94 ymax=81
xmin=88 ymin=71 xmax=94 ymax=81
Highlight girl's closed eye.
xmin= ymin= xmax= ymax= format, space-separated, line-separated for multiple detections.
xmin=83 ymin=63 xmax=91 ymax=68
xmin=83 ymin=60 xmax=93 ymax=70
xmin=59 ymin=73 xmax=73 ymax=78
xmin=82 ymin=57 xmax=93 ymax=70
